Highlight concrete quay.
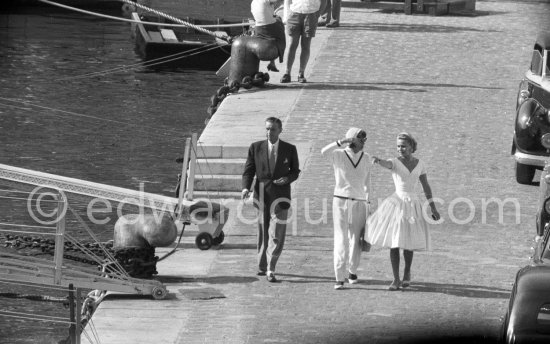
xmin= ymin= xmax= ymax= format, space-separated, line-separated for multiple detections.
xmin=83 ymin=1 xmax=550 ymax=343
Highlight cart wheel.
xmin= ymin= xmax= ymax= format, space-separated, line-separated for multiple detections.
xmin=262 ymin=72 xmax=270 ymax=82
xmin=152 ymin=286 xmax=167 ymax=300
xmin=195 ymin=232 xmax=212 ymax=250
xmin=212 ymin=231 xmax=225 ymax=245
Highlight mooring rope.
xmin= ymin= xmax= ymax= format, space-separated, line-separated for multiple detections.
xmin=117 ymin=0 xmax=235 ymax=41
xmin=54 ymin=42 xmax=222 ymax=80
xmin=36 ymin=0 xmax=249 ymax=31
xmin=0 ymin=97 xmax=186 ymax=140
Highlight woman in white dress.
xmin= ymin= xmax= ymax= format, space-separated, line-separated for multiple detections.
xmin=368 ymin=133 xmax=440 ymax=291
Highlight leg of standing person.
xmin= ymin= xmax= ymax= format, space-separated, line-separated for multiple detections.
xmin=326 ymin=0 xmax=340 ymax=27
xmin=318 ymin=0 xmax=330 ymax=26
xmin=402 ymin=249 xmax=413 ymax=287
xmin=282 ymin=31 xmax=300 ymax=83
xmin=266 ymin=204 xmax=288 ymax=282
xmin=297 ymin=36 xmax=312 ymax=83
xmin=333 ymin=198 xmax=349 ymax=289
xmin=389 ymin=248 xmax=401 ymax=290
xmin=347 ymin=200 xmax=366 ymax=283
xmin=296 ymin=12 xmax=319 ymax=83
xmin=257 ymin=206 xmax=270 ymax=275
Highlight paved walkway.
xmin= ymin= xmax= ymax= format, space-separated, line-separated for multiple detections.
xmin=83 ymin=1 xmax=550 ymax=343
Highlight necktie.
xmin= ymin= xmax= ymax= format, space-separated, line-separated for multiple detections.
xmin=269 ymin=147 xmax=276 ymax=174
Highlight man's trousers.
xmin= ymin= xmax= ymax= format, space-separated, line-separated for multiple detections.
xmin=333 ymin=197 xmax=367 ymax=282
xmin=257 ymin=204 xmax=289 ymax=273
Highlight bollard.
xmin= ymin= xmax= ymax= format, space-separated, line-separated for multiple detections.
xmin=112 ymin=213 xmax=177 ymax=278
xmin=227 ymin=35 xmax=279 ymax=88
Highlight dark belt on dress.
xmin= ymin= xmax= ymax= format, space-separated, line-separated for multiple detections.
xmin=333 ymin=195 xmax=366 ymax=202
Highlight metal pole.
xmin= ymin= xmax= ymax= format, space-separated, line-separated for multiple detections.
xmin=75 ymin=288 xmax=81 ymax=344
xmin=68 ymin=284 xmax=75 ymax=344
xmin=187 ymin=133 xmax=198 ymax=201
xmin=176 ymin=138 xmax=192 ymax=218
xmin=53 ymin=192 xmax=66 ymax=285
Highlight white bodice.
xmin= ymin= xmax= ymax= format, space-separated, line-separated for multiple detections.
xmin=390 ymin=158 xmax=427 ymax=197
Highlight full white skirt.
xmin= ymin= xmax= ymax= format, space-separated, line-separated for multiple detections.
xmin=366 ymin=192 xmax=431 ymax=251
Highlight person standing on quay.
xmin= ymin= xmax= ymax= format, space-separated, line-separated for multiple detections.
xmin=280 ymin=0 xmax=326 ymax=83
xmin=242 ymin=117 xmax=301 ymax=282
xmin=321 ymin=127 xmax=373 ymax=290
xmin=368 ymin=132 xmax=440 ymax=291
xmin=251 ymin=0 xmax=286 ymax=72
xmin=318 ymin=0 xmax=340 ymax=28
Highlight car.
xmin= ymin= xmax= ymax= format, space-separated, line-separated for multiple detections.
xmin=512 ymin=32 xmax=550 ymax=184
xmin=536 ymin=158 xmax=550 ymax=237
xmin=501 ymin=222 xmax=550 ymax=343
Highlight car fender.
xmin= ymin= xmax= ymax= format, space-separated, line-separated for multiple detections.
xmin=514 ymin=98 xmax=549 ymax=151
xmin=508 ymin=265 xmax=550 ymax=339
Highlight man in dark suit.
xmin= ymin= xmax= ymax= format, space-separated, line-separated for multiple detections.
xmin=242 ymin=117 xmax=300 ymax=282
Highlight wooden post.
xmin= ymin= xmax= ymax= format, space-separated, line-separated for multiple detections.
xmin=176 ymin=138 xmax=192 ymax=218
xmin=186 ymin=133 xmax=198 ymax=201
xmin=53 ymin=192 xmax=66 ymax=285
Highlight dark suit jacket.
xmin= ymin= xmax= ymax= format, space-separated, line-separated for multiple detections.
xmin=242 ymin=139 xmax=300 ymax=209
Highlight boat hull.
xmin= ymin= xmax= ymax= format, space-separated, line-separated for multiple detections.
xmin=132 ymin=13 xmax=234 ymax=70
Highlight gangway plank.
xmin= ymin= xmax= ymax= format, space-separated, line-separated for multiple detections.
xmin=0 ymin=255 xmax=167 ymax=299
xmin=0 ymin=162 xmax=227 ymax=228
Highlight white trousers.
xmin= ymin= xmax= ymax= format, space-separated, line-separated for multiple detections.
xmin=333 ymin=197 xmax=367 ymax=282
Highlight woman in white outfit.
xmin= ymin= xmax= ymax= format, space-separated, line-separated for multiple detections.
xmin=368 ymin=132 xmax=440 ymax=291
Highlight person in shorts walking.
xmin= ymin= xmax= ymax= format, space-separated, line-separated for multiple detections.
xmin=281 ymin=0 xmax=326 ymax=83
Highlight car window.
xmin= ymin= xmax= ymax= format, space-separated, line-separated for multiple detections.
xmin=531 ymin=48 xmax=543 ymax=75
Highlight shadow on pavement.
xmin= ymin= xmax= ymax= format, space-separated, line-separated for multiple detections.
xmin=158 ymin=275 xmax=259 ymax=284
xmin=329 ymin=335 xmax=499 ymax=344
xmin=364 ymin=279 xmax=510 ymax=299
xmin=276 ymin=81 xmax=503 ymax=92
xmin=217 ymin=243 xmax=257 ymax=250
xmin=334 ymin=22 xmax=497 ymax=33
xmin=277 ymin=273 xmax=336 ymax=283
xmin=276 ymin=275 xmax=510 ymax=298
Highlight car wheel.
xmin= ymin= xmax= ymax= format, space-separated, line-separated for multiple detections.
xmin=516 ymin=161 xmax=536 ymax=184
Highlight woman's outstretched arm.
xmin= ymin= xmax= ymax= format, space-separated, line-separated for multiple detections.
xmin=372 ymin=156 xmax=393 ymax=170
xmin=419 ymin=174 xmax=441 ymax=220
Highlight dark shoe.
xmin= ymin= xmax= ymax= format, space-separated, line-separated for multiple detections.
xmin=334 ymin=281 xmax=344 ymax=290
xmin=267 ymin=272 xmax=277 ymax=282
xmin=280 ymin=74 xmax=291 ymax=83
xmin=267 ymin=63 xmax=279 ymax=72
xmin=348 ymin=272 xmax=358 ymax=284
xmin=257 ymin=270 xmax=266 ymax=276
xmin=326 ymin=20 xmax=339 ymax=28
xmin=297 ymin=74 xmax=307 ymax=83
xmin=388 ymin=280 xmax=400 ymax=291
